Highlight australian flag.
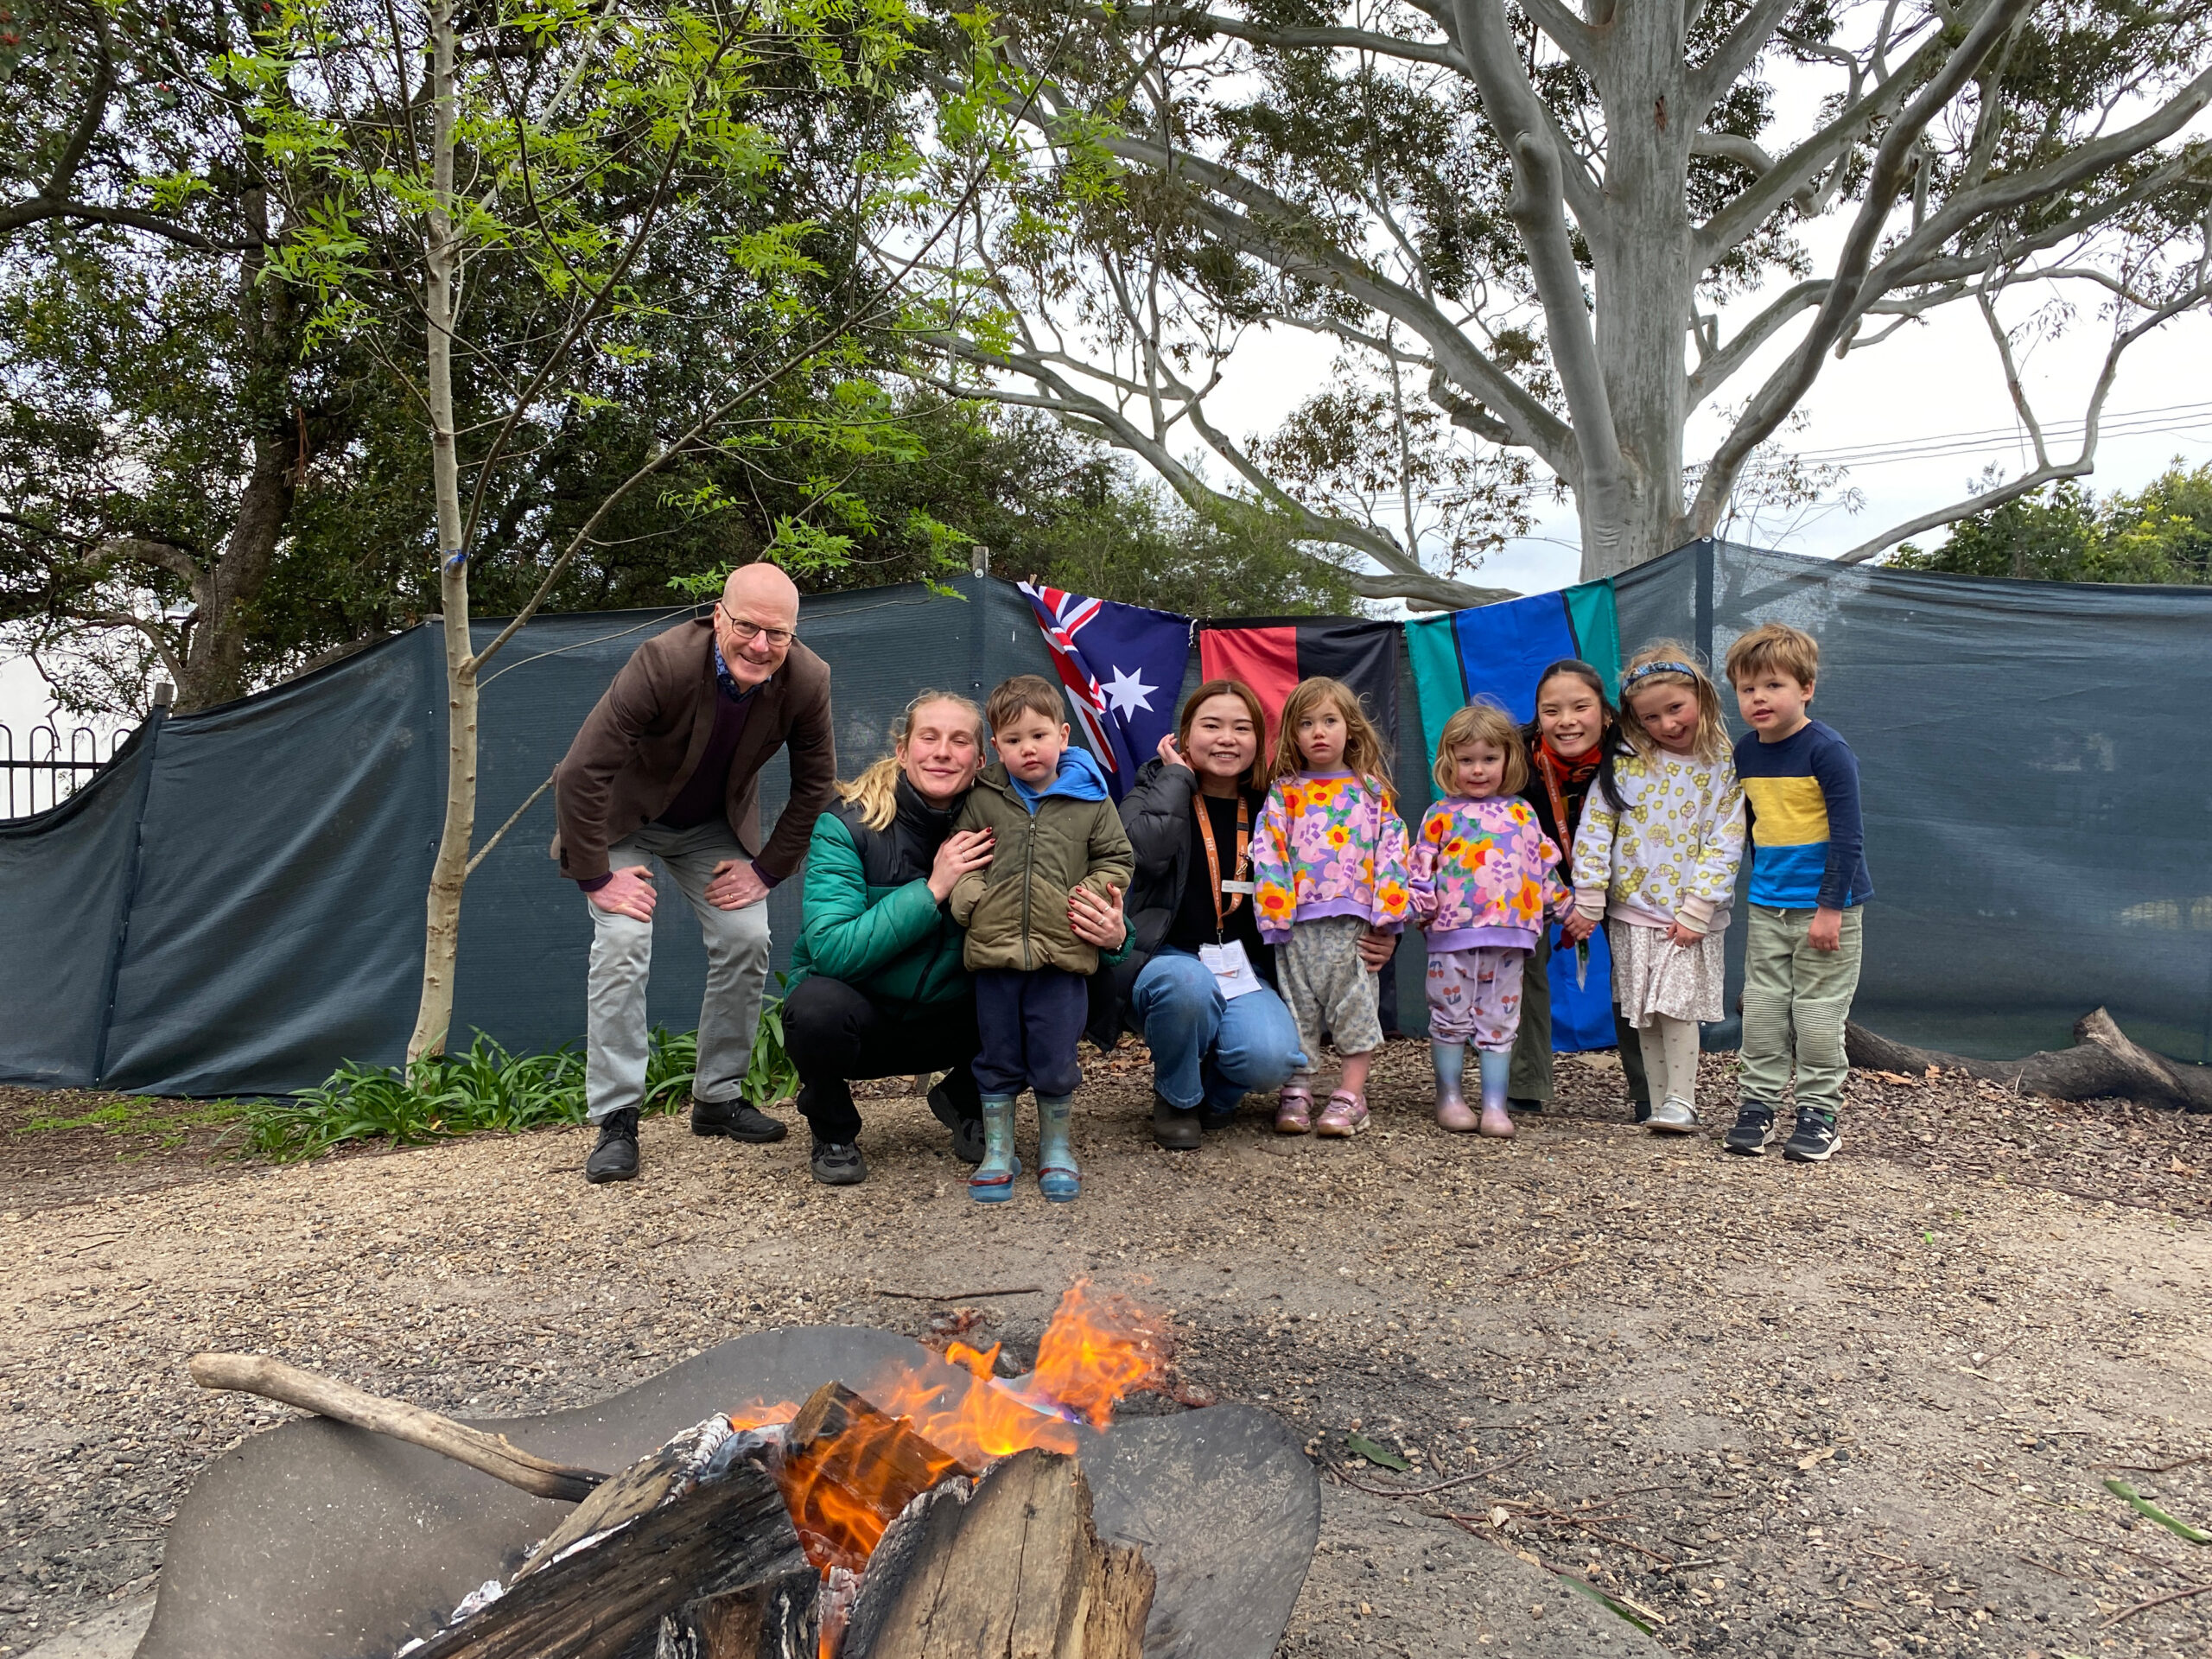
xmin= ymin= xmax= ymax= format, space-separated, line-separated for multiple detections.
xmin=1018 ymin=582 xmax=1192 ymax=801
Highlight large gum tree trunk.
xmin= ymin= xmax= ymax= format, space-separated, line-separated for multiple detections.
xmin=1575 ymin=7 xmax=1695 ymax=582
xmin=408 ymin=0 xmax=476 ymax=1064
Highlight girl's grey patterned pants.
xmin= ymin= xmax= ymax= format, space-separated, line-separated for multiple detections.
xmin=1279 ymin=915 xmax=1383 ymax=1064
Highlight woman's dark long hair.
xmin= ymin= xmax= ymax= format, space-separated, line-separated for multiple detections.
xmin=1177 ymin=677 xmax=1272 ymax=794
xmin=1522 ymin=658 xmax=1628 ymax=812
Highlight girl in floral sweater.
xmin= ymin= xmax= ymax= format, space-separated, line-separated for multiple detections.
xmin=1253 ymin=677 xmax=1411 ymax=1138
xmin=1408 ymin=702 xmax=1572 ymax=1140
xmin=1569 ymin=643 xmax=1745 ymax=1135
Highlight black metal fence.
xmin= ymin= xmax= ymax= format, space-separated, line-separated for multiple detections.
xmin=0 ymin=720 xmax=130 ymax=819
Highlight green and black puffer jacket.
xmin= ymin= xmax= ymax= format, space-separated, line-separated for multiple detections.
xmin=788 ymin=777 xmax=973 ymax=1015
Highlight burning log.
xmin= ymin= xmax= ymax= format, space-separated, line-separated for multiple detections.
xmin=404 ymin=1455 xmax=816 ymax=1659
xmin=776 ymin=1382 xmax=975 ymax=1574
xmin=840 ymin=1448 xmax=1152 ymax=1659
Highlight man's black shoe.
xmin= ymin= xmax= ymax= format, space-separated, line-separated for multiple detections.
xmin=1152 ymin=1093 xmax=1202 ymax=1150
xmin=691 ymin=1096 xmax=788 ymax=1142
xmin=585 ymin=1109 xmax=639 ymax=1184
xmin=810 ymin=1140 xmax=868 ymax=1185
xmin=1783 ymin=1109 xmax=1842 ymax=1163
xmin=1724 ymin=1103 xmax=1776 ymax=1157
xmin=1509 ymin=1096 xmax=1545 ymax=1116
xmin=927 ymin=1080 xmax=986 ymax=1166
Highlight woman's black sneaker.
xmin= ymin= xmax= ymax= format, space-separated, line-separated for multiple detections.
xmin=927 ymin=1081 xmax=987 ymax=1165
xmin=691 ymin=1096 xmax=788 ymax=1142
xmin=810 ymin=1140 xmax=868 ymax=1185
xmin=1724 ymin=1103 xmax=1776 ymax=1157
xmin=1783 ymin=1109 xmax=1842 ymax=1163
xmin=1152 ymin=1093 xmax=1202 ymax=1150
xmin=585 ymin=1109 xmax=640 ymax=1183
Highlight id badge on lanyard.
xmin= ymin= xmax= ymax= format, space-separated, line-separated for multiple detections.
xmin=1200 ymin=938 xmax=1262 ymax=1000
xmin=1196 ymin=797 xmax=1259 ymax=998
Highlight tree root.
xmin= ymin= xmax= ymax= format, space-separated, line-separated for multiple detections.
xmin=1846 ymin=1007 xmax=2212 ymax=1112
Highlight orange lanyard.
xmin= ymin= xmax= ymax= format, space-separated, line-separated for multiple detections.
xmin=1194 ymin=795 xmax=1250 ymax=937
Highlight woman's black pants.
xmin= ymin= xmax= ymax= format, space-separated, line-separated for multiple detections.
xmin=784 ymin=975 xmax=982 ymax=1144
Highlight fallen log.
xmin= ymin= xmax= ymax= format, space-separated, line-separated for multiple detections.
xmin=187 ymin=1352 xmax=605 ymax=1501
xmin=1847 ymin=1007 xmax=2212 ymax=1112
xmin=842 ymin=1447 xmax=1152 ymax=1659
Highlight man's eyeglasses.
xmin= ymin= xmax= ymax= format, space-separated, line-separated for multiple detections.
xmin=716 ymin=602 xmax=795 ymax=650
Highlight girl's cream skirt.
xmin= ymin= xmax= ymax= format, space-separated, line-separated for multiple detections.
xmin=1610 ymin=920 xmax=1726 ymax=1027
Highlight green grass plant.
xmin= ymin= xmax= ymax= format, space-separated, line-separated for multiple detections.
xmin=19 ymin=1096 xmax=243 ymax=1150
xmin=238 ymin=995 xmax=799 ymax=1163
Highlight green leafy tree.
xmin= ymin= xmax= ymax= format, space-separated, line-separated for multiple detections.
xmin=219 ymin=0 xmax=967 ymax=1058
xmin=1891 ymin=461 xmax=2212 ymax=582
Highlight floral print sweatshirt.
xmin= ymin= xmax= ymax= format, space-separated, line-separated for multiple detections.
xmin=1253 ymin=772 xmax=1412 ymax=944
xmin=1408 ymin=796 xmax=1573 ymax=953
xmin=1571 ymin=747 xmax=1746 ymax=936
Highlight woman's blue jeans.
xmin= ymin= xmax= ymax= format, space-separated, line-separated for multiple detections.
xmin=1131 ymin=949 xmax=1308 ymax=1113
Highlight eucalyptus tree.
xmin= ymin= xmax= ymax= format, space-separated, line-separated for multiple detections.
xmin=913 ymin=0 xmax=2212 ymax=595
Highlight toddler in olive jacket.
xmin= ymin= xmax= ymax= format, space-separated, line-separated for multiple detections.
xmin=950 ymin=676 xmax=1134 ymax=1205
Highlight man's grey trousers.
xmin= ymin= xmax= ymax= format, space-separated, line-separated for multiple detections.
xmin=585 ymin=821 xmax=772 ymax=1123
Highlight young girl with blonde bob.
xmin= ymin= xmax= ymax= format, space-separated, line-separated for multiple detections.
xmin=1569 ymin=644 xmax=1745 ymax=1135
xmin=1252 ymin=677 xmax=1411 ymax=1138
xmin=1408 ymin=702 xmax=1571 ymax=1139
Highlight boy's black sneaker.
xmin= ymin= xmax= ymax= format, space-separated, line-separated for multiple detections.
xmin=1724 ymin=1103 xmax=1776 ymax=1157
xmin=584 ymin=1109 xmax=640 ymax=1184
xmin=1783 ymin=1109 xmax=1842 ymax=1163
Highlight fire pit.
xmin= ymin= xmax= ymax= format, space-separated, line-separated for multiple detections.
xmin=135 ymin=1294 xmax=1317 ymax=1658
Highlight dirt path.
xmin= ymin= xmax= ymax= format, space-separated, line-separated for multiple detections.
xmin=3 ymin=1049 xmax=2209 ymax=1659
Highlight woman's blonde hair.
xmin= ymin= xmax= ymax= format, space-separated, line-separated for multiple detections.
xmin=1615 ymin=641 xmax=1729 ymax=763
xmin=836 ymin=690 xmax=986 ymax=830
xmin=1432 ymin=699 xmax=1529 ymax=798
xmin=1271 ymin=677 xmax=1394 ymax=798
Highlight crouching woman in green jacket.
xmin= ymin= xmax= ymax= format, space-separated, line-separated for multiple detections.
xmin=785 ymin=692 xmax=1000 ymax=1187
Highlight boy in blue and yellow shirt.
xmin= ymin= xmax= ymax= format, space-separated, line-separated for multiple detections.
xmin=1723 ymin=623 xmax=1872 ymax=1162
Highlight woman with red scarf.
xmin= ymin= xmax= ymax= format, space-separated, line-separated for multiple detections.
xmin=1509 ymin=660 xmax=1653 ymax=1119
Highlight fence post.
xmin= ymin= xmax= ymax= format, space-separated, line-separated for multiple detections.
xmin=1694 ymin=538 xmax=1717 ymax=668
xmin=89 ymin=683 xmax=174 ymax=1088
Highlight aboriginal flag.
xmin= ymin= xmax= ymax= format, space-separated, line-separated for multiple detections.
xmin=1195 ymin=617 xmax=1402 ymax=754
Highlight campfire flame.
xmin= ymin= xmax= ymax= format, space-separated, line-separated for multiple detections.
xmin=724 ymin=1281 xmax=1174 ymax=1581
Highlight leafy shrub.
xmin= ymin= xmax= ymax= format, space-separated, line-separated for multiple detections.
xmin=238 ymin=1000 xmax=798 ymax=1163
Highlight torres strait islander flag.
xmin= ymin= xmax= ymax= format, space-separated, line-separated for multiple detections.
xmin=1018 ymin=582 xmax=1193 ymax=801
xmin=1195 ymin=617 xmax=1403 ymax=754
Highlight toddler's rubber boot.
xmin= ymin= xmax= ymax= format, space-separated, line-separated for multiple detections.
xmin=1432 ymin=1041 xmax=1476 ymax=1133
xmin=969 ymin=1095 xmax=1021 ymax=1203
xmin=1037 ymin=1094 xmax=1080 ymax=1202
xmin=1477 ymin=1049 xmax=1516 ymax=1139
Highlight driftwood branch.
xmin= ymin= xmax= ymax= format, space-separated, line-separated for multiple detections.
xmin=188 ymin=1352 xmax=606 ymax=1502
xmin=1847 ymin=1007 xmax=2212 ymax=1113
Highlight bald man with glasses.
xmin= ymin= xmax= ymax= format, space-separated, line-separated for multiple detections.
xmin=553 ymin=563 xmax=836 ymax=1183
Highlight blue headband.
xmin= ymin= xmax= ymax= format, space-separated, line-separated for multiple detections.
xmin=1622 ymin=660 xmax=1696 ymax=686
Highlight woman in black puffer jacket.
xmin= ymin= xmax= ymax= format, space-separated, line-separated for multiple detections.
xmin=1086 ymin=680 xmax=1311 ymax=1149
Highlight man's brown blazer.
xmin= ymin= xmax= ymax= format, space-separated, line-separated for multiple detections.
xmin=551 ymin=617 xmax=836 ymax=886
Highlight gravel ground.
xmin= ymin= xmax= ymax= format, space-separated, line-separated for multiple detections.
xmin=3 ymin=1046 xmax=2209 ymax=1659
